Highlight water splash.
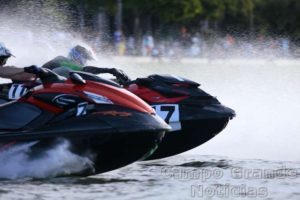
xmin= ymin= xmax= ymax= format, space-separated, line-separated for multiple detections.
xmin=0 ymin=140 xmax=95 ymax=180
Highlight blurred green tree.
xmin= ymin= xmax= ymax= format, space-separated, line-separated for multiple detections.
xmin=1 ymin=0 xmax=300 ymax=41
xmin=255 ymin=0 xmax=300 ymax=40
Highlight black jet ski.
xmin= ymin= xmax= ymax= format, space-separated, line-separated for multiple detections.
xmin=0 ymin=70 xmax=170 ymax=175
xmin=125 ymin=74 xmax=235 ymax=160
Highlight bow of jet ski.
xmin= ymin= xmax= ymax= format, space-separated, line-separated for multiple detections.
xmin=125 ymin=74 xmax=235 ymax=160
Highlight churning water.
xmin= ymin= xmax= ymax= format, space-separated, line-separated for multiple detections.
xmin=0 ymin=140 xmax=94 ymax=180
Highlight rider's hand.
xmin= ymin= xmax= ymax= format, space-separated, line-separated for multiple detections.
xmin=83 ymin=66 xmax=131 ymax=84
xmin=111 ymin=68 xmax=131 ymax=84
xmin=24 ymin=65 xmax=41 ymax=74
xmin=24 ymin=66 xmax=49 ymax=77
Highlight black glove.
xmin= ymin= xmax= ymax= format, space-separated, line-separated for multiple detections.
xmin=24 ymin=65 xmax=50 ymax=78
xmin=83 ymin=66 xmax=131 ymax=85
xmin=110 ymin=68 xmax=131 ymax=84
xmin=24 ymin=65 xmax=41 ymax=74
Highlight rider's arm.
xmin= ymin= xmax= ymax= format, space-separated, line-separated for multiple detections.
xmin=82 ymin=66 xmax=113 ymax=74
xmin=0 ymin=66 xmax=36 ymax=81
xmin=82 ymin=66 xmax=131 ymax=84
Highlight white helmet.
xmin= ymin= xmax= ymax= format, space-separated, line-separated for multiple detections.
xmin=68 ymin=45 xmax=96 ymax=66
xmin=0 ymin=43 xmax=13 ymax=66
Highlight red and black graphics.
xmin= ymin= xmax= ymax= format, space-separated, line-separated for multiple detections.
xmin=19 ymin=78 xmax=154 ymax=115
xmin=126 ymin=74 xmax=218 ymax=105
xmin=126 ymin=74 xmax=235 ymax=160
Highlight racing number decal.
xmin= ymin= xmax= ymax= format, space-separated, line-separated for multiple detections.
xmin=76 ymin=102 xmax=88 ymax=116
xmin=152 ymin=104 xmax=181 ymax=131
xmin=8 ymin=84 xmax=27 ymax=100
xmin=160 ymin=106 xmax=175 ymax=123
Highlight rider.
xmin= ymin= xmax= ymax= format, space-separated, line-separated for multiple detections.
xmin=0 ymin=43 xmax=36 ymax=81
xmin=43 ymin=45 xmax=130 ymax=84
xmin=42 ymin=45 xmax=96 ymax=77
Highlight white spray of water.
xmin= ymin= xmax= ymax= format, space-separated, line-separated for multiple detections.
xmin=0 ymin=4 xmax=99 ymax=179
xmin=0 ymin=140 xmax=94 ymax=180
xmin=0 ymin=1 xmax=98 ymax=68
xmin=0 ymin=1 xmax=98 ymax=179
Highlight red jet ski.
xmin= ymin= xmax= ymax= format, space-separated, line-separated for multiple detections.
xmin=0 ymin=70 xmax=170 ymax=175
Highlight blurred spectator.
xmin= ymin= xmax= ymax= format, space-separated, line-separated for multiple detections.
xmin=280 ymin=38 xmax=290 ymax=57
xmin=223 ymin=34 xmax=235 ymax=50
xmin=103 ymin=30 xmax=294 ymax=59
xmin=142 ymin=35 xmax=154 ymax=56
xmin=126 ymin=36 xmax=135 ymax=56
xmin=180 ymin=27 xmax=192 ymax=56
xmin=189 ymin=35 xmax=201 ymax=57
xmin=114 ymin=30 xmax=125 ymax=55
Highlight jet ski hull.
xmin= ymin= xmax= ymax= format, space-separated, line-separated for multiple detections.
xmin=145 ymin=117 xmax=229 ymax=160
xmin=0 ymin=102 xmax=168 ymax=175
xmin=126 ymin=74 xmax=236 ymax=160
xmin=0 ymin=129 xmax=164 ymax=175
xmin=143 ymin=103 xmax=234 ymax=160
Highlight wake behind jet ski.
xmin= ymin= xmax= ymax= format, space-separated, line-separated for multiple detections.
xmin=0 ymin=69 xmax=170 ymax=176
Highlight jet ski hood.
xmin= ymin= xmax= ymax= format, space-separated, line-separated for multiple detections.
xmin=148 ymin=74 xmax=200 ymax=87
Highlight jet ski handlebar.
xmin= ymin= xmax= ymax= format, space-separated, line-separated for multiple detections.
xmin=83 ymin=66 xmax=131 ymax=85
xmin=24 ymin=65 xmax=67 ymax=84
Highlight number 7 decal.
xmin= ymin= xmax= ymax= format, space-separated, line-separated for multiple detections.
xmin=152 ymin=104 xmax=181 ymax=132
xmin=160 ymin=106 xmax=175 ymax=123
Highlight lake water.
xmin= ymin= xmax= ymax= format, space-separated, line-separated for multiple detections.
xmin=0 ymin=155 xmax=299 ymax=200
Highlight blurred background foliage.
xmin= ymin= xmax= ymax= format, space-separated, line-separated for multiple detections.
xmin=0 ymin=0 xmax=300 ymax=42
